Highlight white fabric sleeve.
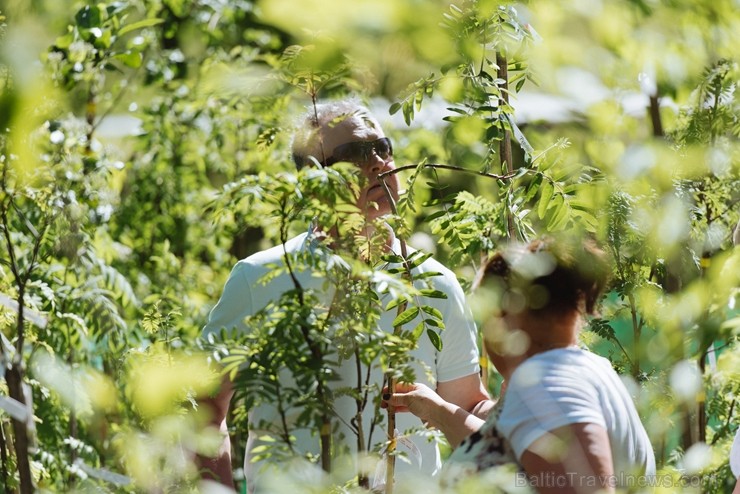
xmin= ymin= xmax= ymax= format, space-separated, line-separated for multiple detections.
xmin=435 ymin=272 xmax=480 ymax=383
xmin=201 ymin=262 xmax=254 ymax=341
xmin=497 ymin=357 xmax=606 ymax=460
xmin=731 ymin=427 xmax=740 ymax=478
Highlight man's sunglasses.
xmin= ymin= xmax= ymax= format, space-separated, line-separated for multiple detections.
xmin=322 ymin=137 xmax=393 ymax=167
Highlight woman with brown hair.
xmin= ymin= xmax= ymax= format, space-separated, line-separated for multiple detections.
xmin=383 ymin=236 xmax=656 ymax=493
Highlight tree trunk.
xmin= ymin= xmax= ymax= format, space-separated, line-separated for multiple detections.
xmin=0 ymin=420 xmax=10 ymax=493
xmin=5 ymin=366 xmax=34 ymax=494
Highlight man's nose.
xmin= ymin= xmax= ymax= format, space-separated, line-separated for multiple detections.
xmin=363 ymin=151 xmax=392 ymax=175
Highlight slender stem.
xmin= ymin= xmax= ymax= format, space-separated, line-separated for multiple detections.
xmin=88 ymin=65 xmax=141 ymax=137
xmin=698 ymin=347 xmax=707 ymax=444
xmin=85 ymin=86 xmax=96 ymax=155
xmin=496 ymin=52 xmax=516 ymax=240
xmin=310 ymin=90 xmax=330 ymax=165
xmin=627 ymin=293 xmax=641 ymax=378
xmin=273 ymin=378 xmax=296 ymax=454
xmin=353 ymin=278 xmax=377 ymax=489
xmin=278 ymin=198 xmax=331 ymax=472
xmin=711 ymin=398 xmax=735 ymax=445
xmin=0 ymin=168 xmax=34 ymax=493
xmin=376 ymin=176 xmax=416 ymax=494
xmin=0 ymin=421 xmax=9 ymax=493
xmin=648 ymin=95 xmax=664 ymax=137
xmin=4 ymin=367 xmax=33 ymax=493
xmin=610 ymin=330 xmax=635 ymax=371
xmin=354 ymin=344 xmax=369 ymax=489
xmin=62 ymin=264 xmax=78 ymax=479
xmin=378 ymin=163 xmax=515 ymax=182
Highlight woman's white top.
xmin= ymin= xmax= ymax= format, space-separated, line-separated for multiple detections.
xmin=499 ymin=347 xmax=656 ymax=478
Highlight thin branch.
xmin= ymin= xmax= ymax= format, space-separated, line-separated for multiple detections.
xmin=627 ymin=293 xmax=641 ymax=378
xmin=378 ymin=163 xmax=516 ymax=182
xmin=376 ymin=177 xmax=413 ymax=494
xmin=648 ymin=95 xmax=664 ymax=138
xmin=496 ymin=51 xmax=516 ymax=240
xmin=610 ymin=333 xmax=635 ymax=371
xmin=277 ymin=196 xmax=332 ymax=472
xmin=273 ymin=382 xmax=297 ymax=455
xmin=9 ymin=201 xmax=39 ymax=240
xmin=89 ymin=66 xmax=142 ymax=137
xmin=711 ymin=398 xmax=735 ymax=445
xmin=0 ymin=421 xmax=8 ymax=493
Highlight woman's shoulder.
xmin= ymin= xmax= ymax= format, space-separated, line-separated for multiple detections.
xmin=510 ymin=347 xmax=614 ymax=388
xmin=522 ymin=346 xmax=608 ymax=368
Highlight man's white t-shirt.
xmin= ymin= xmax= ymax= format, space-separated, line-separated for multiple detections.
xmin=203 ymin=231 xmax=481 ymax=489
xmin=731 ymin=427 xmax=740 ymax=479
xmin=497 ymin=347 xmax=656 ymax=481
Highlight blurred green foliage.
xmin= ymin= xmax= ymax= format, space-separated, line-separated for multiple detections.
xmin=0 ymin=0 xmax=738 ymax=492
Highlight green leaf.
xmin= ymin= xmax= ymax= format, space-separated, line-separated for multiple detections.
xmin=392 ymin=306 xmax=420 ymax=328
xmin=419 ymin=289 xmax=447 ymax=299
xmin=113 ymin=51 xmax=142 ymax=68
xmin=412 ymin=271 xmax=442 ymax=280
xmin=385 ymin=297 xmax=406 ymax=312
xmin=75 ymin=5 xmax=102 ymax=28
xmin=389 ymin=102 xmax=402 ymax=115
xmin=421 ymin=305 xmax=443 ymax=320
xmin=502 ymin=113 xmax=533 ymax=158
xmin=412 ymin=321 xmax=425 ymax=340
xmin=486 ymin=124 xmax=501 ymax=141
xmin=385 ymin=267 xmax=406 ymax=274
xmin=54 ymin=33 xmax=74 ymax=50
xmin=118 ymin=18 xmax=165 ymax=37
xmin=407 ymin=251 xmax=433 ymax=269
xmin=523 ymin=173 xmax=542 ymax=203
xmin=426 ymin=328 xmax=442 ymax=351
xmin=424 ymin=210 xmax=448 ymax=222
xmin=381 ymin=254 xmax=406 ymax=264
xmin=547 ymin=196 xmax=569 ymax=231
xmin=537 ymin=181 xmax=554 ymax=219
xmin=424 ymin=318 xmax=445 ymax=329
xmin=94 ymin=29 xmax=113 ymax=49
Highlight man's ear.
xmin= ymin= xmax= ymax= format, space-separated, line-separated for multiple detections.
xmin=292 ymin=153 xmax=304 ymax=169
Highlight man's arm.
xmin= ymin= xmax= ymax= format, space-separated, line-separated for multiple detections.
xmin=198 ymin=263 xmax=254 ymax=488
xmin=195 ymin=376 xmax=235 ymax=488
xmin=437 ymin=372 xmax=494 ymax=420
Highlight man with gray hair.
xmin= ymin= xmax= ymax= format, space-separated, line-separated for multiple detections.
xmin=198 ymin=99 xmax=492 ymax=492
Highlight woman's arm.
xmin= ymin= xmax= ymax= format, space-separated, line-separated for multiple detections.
xmin=519 ymin=422 xmax=614 ymax=494
xmin=383 ymin=382 xmax=486 ymax=448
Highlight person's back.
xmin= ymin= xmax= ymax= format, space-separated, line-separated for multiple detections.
xmin=499 ymin=347 xmax=656 ymax=484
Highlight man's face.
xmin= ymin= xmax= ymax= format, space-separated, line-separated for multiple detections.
xmin=320 ymin=116 xmax=400 ymax=221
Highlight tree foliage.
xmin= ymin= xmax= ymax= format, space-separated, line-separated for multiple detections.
xmin=0 ymin=0 xmax=738 ymax=492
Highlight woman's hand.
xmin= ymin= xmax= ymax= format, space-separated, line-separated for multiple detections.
xmin=381 ymin=382 xmax=443 ymax=426
xmin=381 ymin=382 xmax=486 ymax=448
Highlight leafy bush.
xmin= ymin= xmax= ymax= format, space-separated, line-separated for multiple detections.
xmin=0 ymin=0 xmax=738 ymax=492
